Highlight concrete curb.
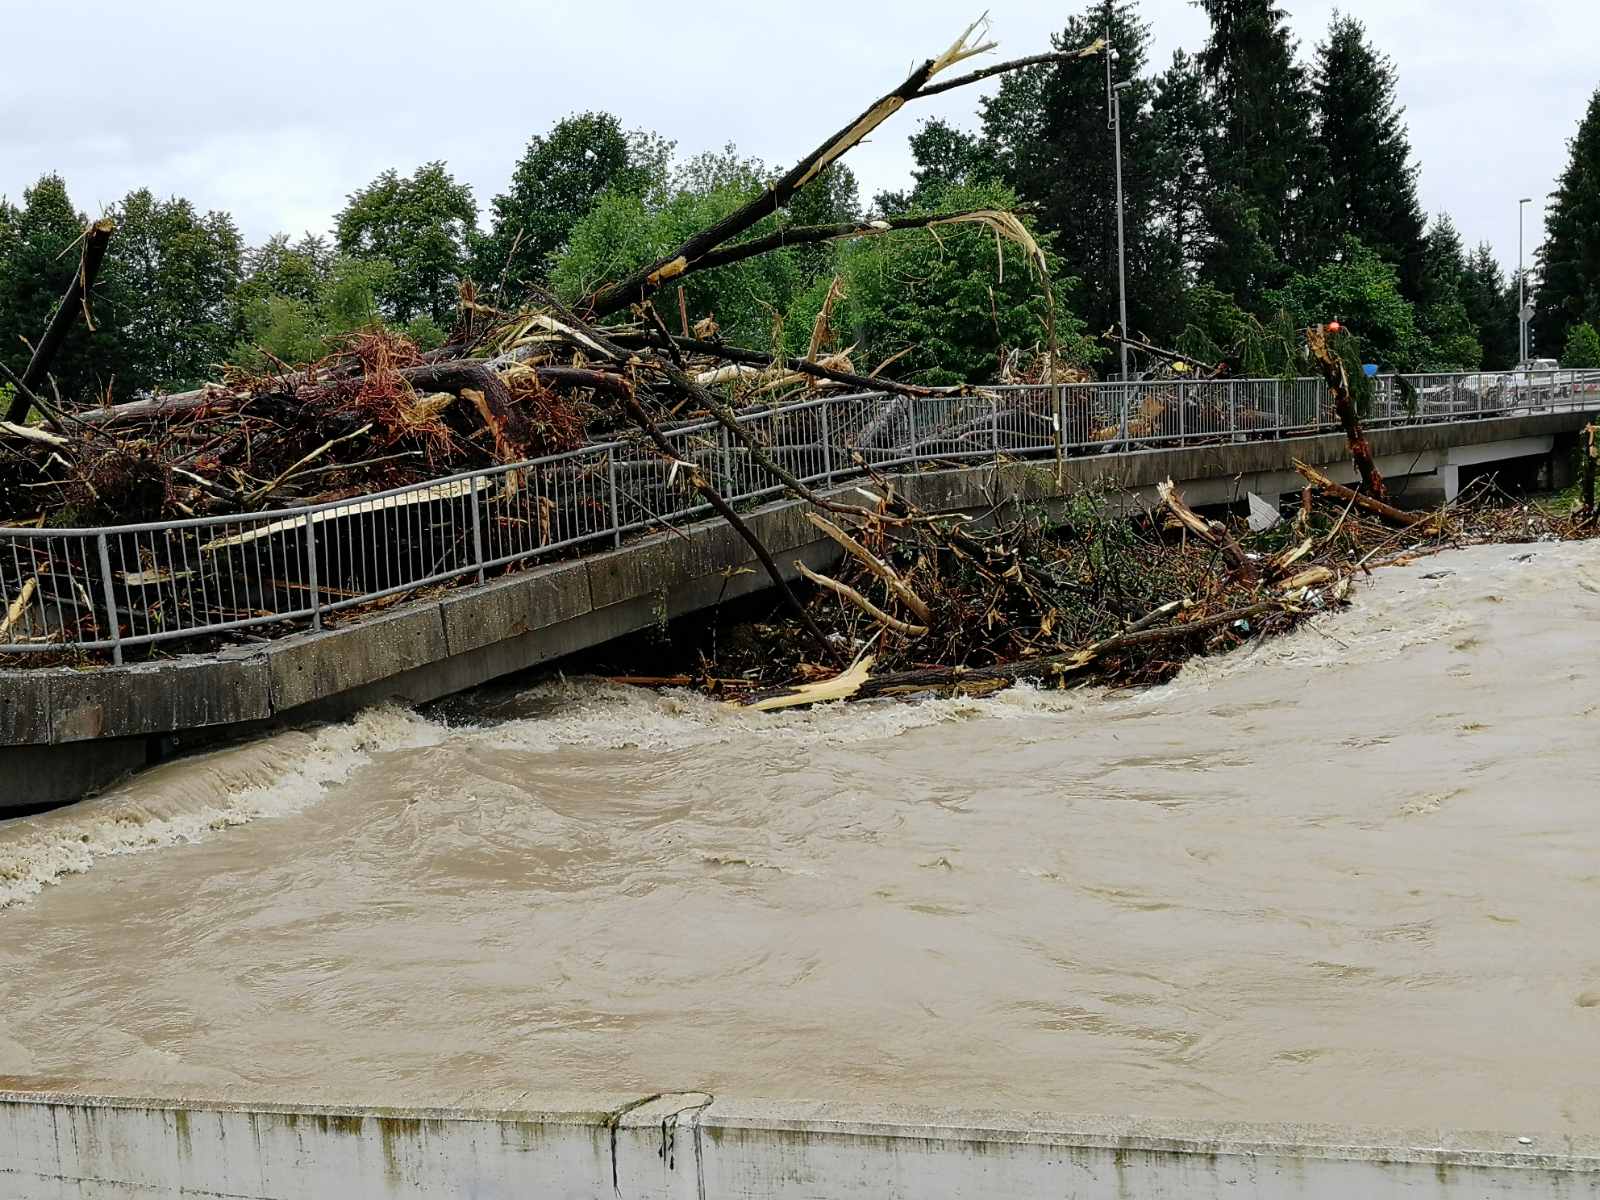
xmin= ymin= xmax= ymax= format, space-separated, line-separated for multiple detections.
xmin=2 ymin=1090 xmax=1595 ymax=1198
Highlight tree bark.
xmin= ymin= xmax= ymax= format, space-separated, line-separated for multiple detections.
xmin=1293 ymin=459 xmax=1438 ymax=529
xmin=1306 ymin=324 xmax=1388 ymax=501
xmin=6 ymin=219 xmax=115 ymax=424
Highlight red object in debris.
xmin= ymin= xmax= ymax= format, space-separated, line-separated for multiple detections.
xmin=1327 ymin=320 xmax=1343 ymax=333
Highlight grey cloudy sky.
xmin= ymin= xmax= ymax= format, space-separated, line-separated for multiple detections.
xmin=2 ymin=0 xmax=1594 ymax=277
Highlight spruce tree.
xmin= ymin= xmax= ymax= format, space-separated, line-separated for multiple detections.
xmin=1311 ymin=14 xmax=1427 ymax=299
xmin=1462 ymin=242 xmax=1516 ymax=370
xmin=1149 ymin=50 xmax=1210 ymax=282
xmin=1194 ymin=0 xmax=1322 ymax=299
xmin=981 ymin=1 xmax=1184 ymax=344
xmin=1534 ymin=86 xmax=1600 ymax=354
xmin=1415 ymin=214 xmax=1481 ymax=369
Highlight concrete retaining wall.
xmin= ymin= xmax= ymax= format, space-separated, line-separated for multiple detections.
xmin=1 ymin=1091 xmax=1594 ymax=1199
xmin=1 ymin=413 xmax=1585 ymax=808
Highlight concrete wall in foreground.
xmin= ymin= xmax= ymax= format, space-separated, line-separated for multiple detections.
xmin=0 ymin=413 xmax=1584 ymax=808
xmin=1 ymin=1091 xmax=1594 ymax=1199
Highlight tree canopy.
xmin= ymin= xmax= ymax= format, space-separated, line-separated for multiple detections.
xmin=1 ymin=12 xmax=1579 ymax=402
xmin=1535 ymin=86 xmax=1600 ymax=356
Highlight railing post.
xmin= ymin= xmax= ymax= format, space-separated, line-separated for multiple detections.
xmin=991 ymin=394 xmax=1000 ymax=460
xmin=606 ymin=448 xmax=622 ymax=549
xmin=1177 ymin=380 xmax=1186 ymax=443
xmin=469 ymin=473 xmax=487 ymax=578
xmin=1228 ymin=379 xmax=1237 ymax=438
xmin=719 ymin=423 xmax=734 ymax=497
xmin=907 ymin=393 xmax=920 ymax=465
xmin=820 ymin=402 xmax=834 ymax=483
xmin=302 ymin=513 xmax=321 ymax=631
xmin=1273 ymin=379 xmax=1282 ymax=438
xmin=95 ymin=531 xmax=122 ymax=665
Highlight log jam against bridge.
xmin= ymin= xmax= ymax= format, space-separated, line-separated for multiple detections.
xmin=3 ymin=8 xmax=1600 ymax=1198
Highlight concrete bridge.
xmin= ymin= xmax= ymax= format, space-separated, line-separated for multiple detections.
xmin=1 ymin=401 xmax=1587 ymax=811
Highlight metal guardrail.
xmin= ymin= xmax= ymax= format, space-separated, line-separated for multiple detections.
xmin=4 ymin=369 xmax=1599 ymax=661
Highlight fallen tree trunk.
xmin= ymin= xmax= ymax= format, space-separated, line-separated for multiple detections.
xmin=73 ymin=363 xmax=637 ymax=430
xmin=5 ymin=219 xmax=115 ymax=425
xmin=583 ymin=23 xmax=1102 ymax=318
xmin=745 ymin=600 xmax=1282 ymax=708
xmin=1292 ymin=459 xmax=1439 ymax=529
xmin=1157 ymin=478 xmax=1252 ymax=574
xmin=610 ymin=332 xmax=961 ymax=399
xmin=1307 ymin=324 xmax=1388 ymax=501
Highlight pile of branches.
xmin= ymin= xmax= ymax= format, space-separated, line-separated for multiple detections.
xmin=642 ymin=461 xmax=1596 ymax=710
xmin=0 ymin=18 xmax=1102 ymax=532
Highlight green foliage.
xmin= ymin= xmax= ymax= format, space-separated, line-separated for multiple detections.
xmin=782 ymin=181 xmax=1097 ymax=386
xmin=981 ymin=2 xmax=1186 ymax=343
xmin=1267 ymin=237 xmax=1419 ymax=370
xmin=1148 ymin=50 xmax=1210 ymax=282
xmin=1311 ymin=15 xmax=1427 ymax=298
xmin=231 ymin=253 xmax=393 ymax=369
xmin=1413 ymin=216 xmax=1481 ymax=369
xmin=552 ymin=147 xmax=821 ymax=350
xmin=1195 ymin=0 xmax=1324 ymax=297
xmin=0 ymin=174 xmax=104 ymax=401
xmin=96 ymin=190 xmax=245 ymax=393
xmin=1564 ymin=322 xmax=1600 ymax=368
xmin=1535 ymin=86 xmax=1600 ymax=354
xmin=874 ymin=119 xmax=993 ymax=214
xmin=1460 ymin=244 xmax=1515 ymax=370
xmin=335 ymin=162 xmax=477 ymax=325
xmin=477 ymin=113 xmax=670 ymax=301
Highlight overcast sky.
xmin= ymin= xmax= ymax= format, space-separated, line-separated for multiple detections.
xmin=2 ymin=0 xmax=1594 ymax=278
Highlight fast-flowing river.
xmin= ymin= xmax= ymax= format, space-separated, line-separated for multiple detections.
xmin=2 ymin=540 xmax=1598 ymax=1135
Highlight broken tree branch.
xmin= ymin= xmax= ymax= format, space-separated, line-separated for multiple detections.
xmin=1157 ymin=478 xmax=1252 ymax=574
xmin=1292 ymin=460 xmax=1439 ymax=530
xmin=795 ymin=560 xmax=929 ymax=637
xmin=582 ymin=25 xmax=1100 ymax=318
xmin=1306 ymin=324 xmax=1388 ymax=501
xmin=804 ymin=511 xmax=933 ymax=624
xmin=5 ymin=218 xmax=115 ymax=425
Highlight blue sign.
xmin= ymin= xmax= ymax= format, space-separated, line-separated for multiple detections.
xmin=1362 ymin=363 xmax=1379 ymax=378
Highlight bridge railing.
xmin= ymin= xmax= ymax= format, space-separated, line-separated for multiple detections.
xmin=5 ymin=369 xmax=1599 ymax=660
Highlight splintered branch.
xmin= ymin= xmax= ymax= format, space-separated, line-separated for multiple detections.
xmin=583 ymin=23 xmax=1099 ymax=318
xmin=5 ymin=219 xmax=115 ymax=425
xmin=1292 ymin=460 xmax=1439 ymax=529
xmin=1306 ymin=324 xmax=1387 ymax=501
xmin=796 ymin=560 xmax=929 ymax=637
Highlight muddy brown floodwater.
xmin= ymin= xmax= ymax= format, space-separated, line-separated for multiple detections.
xmin=2 ymin=541 xmax=1599 ymax=1135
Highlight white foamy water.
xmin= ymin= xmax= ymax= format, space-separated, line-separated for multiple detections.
xmin=0 ymin=707 xmax=445 ymax=909
xmin=2 ymin=540 xmax=1598 ymax=1135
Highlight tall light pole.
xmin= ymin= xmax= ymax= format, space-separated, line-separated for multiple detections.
xmin=1519 ymin=197 xmax=1533 ymax=363
xmin=1112 ymin=80 xmax=1133 ymax=383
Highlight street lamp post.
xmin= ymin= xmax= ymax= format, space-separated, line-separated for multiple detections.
xmin=1519 ymin=197 xmax=1533 ymax=363
xmin=1112 ymin=80 xmax=1133 ymax=383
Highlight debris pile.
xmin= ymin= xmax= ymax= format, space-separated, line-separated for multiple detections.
xmin=632 ymin=465 xmax=1596 ymax=709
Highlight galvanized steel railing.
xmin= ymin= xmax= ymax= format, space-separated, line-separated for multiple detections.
xmin=4 ymin=368 xmax=1599 ymax=660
